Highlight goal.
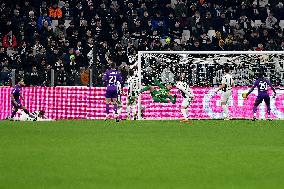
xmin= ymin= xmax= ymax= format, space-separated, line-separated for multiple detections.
xmin=137 ymin=51 xmax=284 ymax=120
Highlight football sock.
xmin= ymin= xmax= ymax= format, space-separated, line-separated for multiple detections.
xmin=169 ymin=95 xmax=176 ymax=104
xmin=126 ymin=105 xmax=130 ymax=116
xmin=253 ymin=106 xmax=257 ymax=114
xmin=11 ymin=110 xmax=17 ymax=118
xmin=106 ymin=104 xmax=110 ymax=114
xmin=117 ymin=106 xmax=122 ymax=116
xmin=222 ymin=105 xmax=228 ymax=118
xmin=113 ymin=104 xmax=118 ymax=114
xmin=267 ymin=108 xmax=270 ymax=116
xmin=132 ymin=104 xmax=136 ymax=116
xmin=253 ymin=113 xmax=256 ymax=118
xmin=181 ymin=108 xmax=188 ymax=119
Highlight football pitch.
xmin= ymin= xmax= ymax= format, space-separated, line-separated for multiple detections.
xmin=1 ymin=120 xmax=284 ymax=189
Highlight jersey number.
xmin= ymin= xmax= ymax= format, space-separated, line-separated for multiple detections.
xmin=259 ymin=81 xmax=268 ymax=91
xmin=109 ymin=76 xmax=117 ymax=84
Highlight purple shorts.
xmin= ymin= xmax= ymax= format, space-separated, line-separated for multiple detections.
xmin=255 ymin=95 xmax=270 ymax=106
xmin=105 ymin=89 xmax=118 ymax=99
xmin=12 ymin=99 xmax=22 ymax=108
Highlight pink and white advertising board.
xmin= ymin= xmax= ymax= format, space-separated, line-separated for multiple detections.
xmin=0 ymin=87 xmax=284 ymax=120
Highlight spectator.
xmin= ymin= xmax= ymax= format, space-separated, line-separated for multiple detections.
xmin=0 ymin=66 xmax=10 ymax=86
xmin=37 ymin=11 xmax=51 ymax=30
xmin=57 ymin=66 xmax=67 ymax=86
xmin=255 ymin=43 xmax=265 ymax=51
xmin=265 ymin=13 xmax=277 ymax=29
xmin=0 ymin=0 xmax=283 ymax=87
xmin=49 ymin=3 xmax=62 ymax=19
xmin=29 ymin=66 xmax=40 ymax=86
xmin=2 ymin=31 xmax=17 ymax=49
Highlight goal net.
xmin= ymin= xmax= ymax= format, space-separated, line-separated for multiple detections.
xmin=137 ymin=51 xmax=284 ymax=120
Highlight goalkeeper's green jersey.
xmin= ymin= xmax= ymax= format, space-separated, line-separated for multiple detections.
xmin=150 ymin=79 xmax=170 ymax=98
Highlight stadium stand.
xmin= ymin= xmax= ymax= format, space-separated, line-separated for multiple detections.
xmin=0 ymin=0 xmax=284 ymax=86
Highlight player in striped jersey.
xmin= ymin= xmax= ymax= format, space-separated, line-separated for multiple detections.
xmin=175 ymin=76 xmax=195 ymax=122
xmin=126 ymin=70 xmax=139 ymax=120
xmin=215 ymin=67 xmax=235 ymax=120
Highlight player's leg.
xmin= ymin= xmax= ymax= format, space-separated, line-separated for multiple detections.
xmin=167 ymin=94 xmax=177 ymax=104
xmin=152 ymin=96 xmax=168 ymax=103
xmin=252 ymin=97 xmax=263 ymax=121
xmin=116 ymin=96 xmax=123 ymax=120
xmin=264 ymin=96 xmax=271 ymax=120
xmin=21 ymin=106 xmax=34 ymax=118
xmin=105 ymin=98 xmax=112 ymax=120
xmin=111 ymin=98 xmax=119 ymax=122
xmin=221 ymin=91 xmax=229 ymax=120
xmin=140 ymin=86 xmax=154 ymax=93
xmin=126 ymin=96 xmax=134 ymax=119
xmin=132 ymin=99 xmax=138 ymax=120
xmin=9 ymin=100 xmax=21 ymax=119
xmin=10 ymin=107 xmax=19 ymax=119
xmin=105 ymin=89 xmax=115 ymax=120
xmin=126 ymin=98 xmax=131 ymax=119
xmin=180 ymin=98 xmax=190 ymax=122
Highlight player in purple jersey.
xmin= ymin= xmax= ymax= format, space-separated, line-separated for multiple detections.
xmin=103 ymin=63 xmax=122 ymax=122
xmin=244 ymin=72 xmax=276 ymax=121
xmin=8 ymin=79 xmax=33 ymax=120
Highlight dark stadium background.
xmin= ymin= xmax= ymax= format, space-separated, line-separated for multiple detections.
xmin=0 ymin=0 xmax=284 ymax=86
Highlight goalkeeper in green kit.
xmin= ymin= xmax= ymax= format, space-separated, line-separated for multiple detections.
xmin=140 ymin=78 xmax=177 ymax=104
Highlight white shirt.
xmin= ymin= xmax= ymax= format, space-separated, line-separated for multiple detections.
xmin=221 ymin=73 xmax=234 ymax=91
xmin=176 ymin=81 xmax=195 ymax=99
xmin=127 ymin=75 xmax=139 ymax=96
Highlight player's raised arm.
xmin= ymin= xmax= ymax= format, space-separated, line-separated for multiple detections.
xmin=246 ymin=80 xmax=257 ymax=97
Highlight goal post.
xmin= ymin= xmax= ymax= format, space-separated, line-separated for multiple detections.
xmin=137 ymin=51 xmax=284 ymax=120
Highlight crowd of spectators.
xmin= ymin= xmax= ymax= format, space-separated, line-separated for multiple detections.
xmin=0 ymin=0 xmax=284 ymax=86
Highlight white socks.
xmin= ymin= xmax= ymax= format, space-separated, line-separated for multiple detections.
xmin=117 ymin=107 xmax=122 ymax=116
xmin=126 ymin=106 xmax=130 ymax=116
xmin=132 ymin=104 xmax=137 ymax=116
xmin=126 ymin=104 xmax=137 ymax=118
xmin=181 ymin=108 xmax=188 ymax=119
xmin=222 ymin=105 xmax=228 ymax=118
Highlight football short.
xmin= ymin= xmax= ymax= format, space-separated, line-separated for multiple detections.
xmin=127 ymin=91 xmax=138 ymax=105
xmin=221 ymin=90 xmax=232 ymax=104
xmin=181 ymin=98 xmax=192 ymax=107
xmin=105 ymin=89 xmax=118 ymax=98
xmin=12 ymin=99 xmax=22 ymax=109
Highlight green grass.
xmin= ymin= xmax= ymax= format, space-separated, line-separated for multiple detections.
xmin=1 ymin=120 xmax=284 ymax=189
